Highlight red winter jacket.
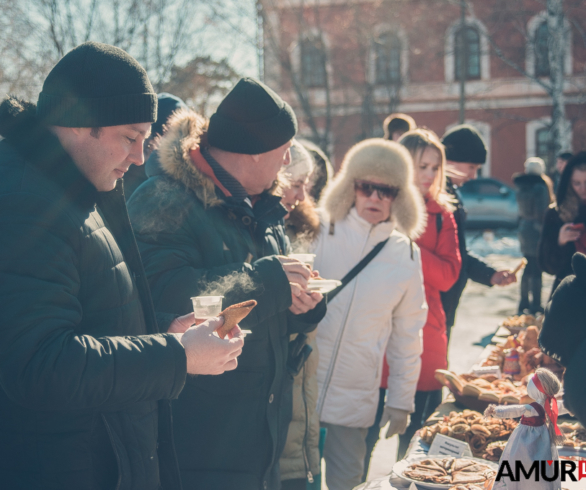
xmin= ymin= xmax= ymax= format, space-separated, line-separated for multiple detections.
xmin=382 ymin=196 xmax=461 ymax=391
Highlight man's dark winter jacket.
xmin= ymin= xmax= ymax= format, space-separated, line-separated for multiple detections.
xmin=127 ymin=110 xmax=326 ymax=490
xmin=441 ymin=179 xmax=496 ymax=331
xmin=0 ymin=97 xmax=186 ymax=490
xmin=513 ymin=173 xmax=551 ymax=257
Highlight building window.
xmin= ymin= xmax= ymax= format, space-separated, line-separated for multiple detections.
xmin=536 ymin=127 xmax=553 ymax=168
xmin=300 ymin=38 xmax=326 ymax=88
xmin=374 ymin=33 xmax=401 ymax=85
xmin=455 ymin=26 xmax=480 ymax=80
xmin=535 ymin=22 xmax=550 ymax=77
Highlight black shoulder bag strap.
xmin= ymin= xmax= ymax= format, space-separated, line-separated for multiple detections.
xmin=326 ymin=237 xmax=390 ymax=302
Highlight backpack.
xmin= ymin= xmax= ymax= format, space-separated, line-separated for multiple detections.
xmin=517 ymin=182 xmax=549 ymax=221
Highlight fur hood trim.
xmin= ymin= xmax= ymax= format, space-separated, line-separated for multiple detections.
xmin=320 ymin=138 xmax=426 ymax=239
xmin=157 ymin=108 xmax=224 ymax=207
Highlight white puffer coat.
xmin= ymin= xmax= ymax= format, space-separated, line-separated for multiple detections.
xmin=313 ymin=208 xmax=427 ymax=428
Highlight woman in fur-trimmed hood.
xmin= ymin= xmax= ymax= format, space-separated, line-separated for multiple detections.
xmin=539 ymin=151 xmax=586 ymax=296
xmin=311 ymin=138 xmax=428 ymax=490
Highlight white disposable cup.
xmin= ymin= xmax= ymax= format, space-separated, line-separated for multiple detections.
xmin=191 ymin=295 xmax=223 ymax=320
xmin=288 ymin=253 xmax=316 ymax=268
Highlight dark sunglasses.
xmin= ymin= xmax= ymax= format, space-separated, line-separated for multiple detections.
xmin=354 ymin=180 xmax=400 ymax=200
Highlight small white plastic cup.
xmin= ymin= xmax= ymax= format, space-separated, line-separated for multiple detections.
xmin=191 ymin=295 xmax=223 ymax=321
xmin=288 ymin=253 xmax=316 ymax=268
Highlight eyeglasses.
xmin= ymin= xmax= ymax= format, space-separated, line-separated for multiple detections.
xmin=354 ymin=180 xmax=400 ymax=200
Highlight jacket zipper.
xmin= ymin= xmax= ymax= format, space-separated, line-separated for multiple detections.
xmin=300 ymin=364 xmax=314 ymax=483
xmin=102 ymin=415 xmax=123 ymax=490
xmin=316 ymin=227 xmax=373 ymax=417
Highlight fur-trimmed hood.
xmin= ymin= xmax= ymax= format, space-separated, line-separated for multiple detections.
xmin=156 ymin=108 xmax=286 ymax=208
xmin=155 ymin=108 xmax=225 ymax=207
xmin=319 ymin=138 xmax=426 ymax=239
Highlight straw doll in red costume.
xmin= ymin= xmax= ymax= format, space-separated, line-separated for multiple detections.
xmin=484 ymin=368 xmax=567 ymax=490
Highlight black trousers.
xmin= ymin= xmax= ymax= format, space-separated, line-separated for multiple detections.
xmin=397 ymin=389 xmax=442 ymax=460
xmin=519 ymin=256 xmax=543 ymax=314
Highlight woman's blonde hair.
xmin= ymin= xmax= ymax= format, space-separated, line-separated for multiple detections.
xmin=399 ymin=129 xmax=455 ymax=212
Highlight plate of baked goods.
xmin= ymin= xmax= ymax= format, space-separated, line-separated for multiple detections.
xmin=393 ymin=456 xmax=497 ymax=489
xmin=307 ymin=278 xmax=341 ymax=293
xmin=419 ymin=409 xmax=517 ymax=459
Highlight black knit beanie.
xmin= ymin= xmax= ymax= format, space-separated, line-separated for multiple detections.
xmin=441 ymin=124 xmax=487 ymax=164
xmin=207 ymin=78 xmax=297 ymax=154
xmin=539 ymin=252 xmax=586 ymax=366
xmin=152 ymin=93 xmax=187 ymax=138
xmin=37 ymin=42 xmax=157 ymax=127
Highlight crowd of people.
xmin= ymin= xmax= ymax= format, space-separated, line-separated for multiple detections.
xmin=1 ymin=41 xmax=586 ymax=490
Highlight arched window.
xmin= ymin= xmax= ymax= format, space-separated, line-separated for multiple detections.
xmin=536 ymin=127 xmax=553 ymax=168
xmin=300 ymin=38 xmax=326 ymax=88
xmin=374 ymin=32 xmax=401 ymax=85
xmin=535 ymin=22 xmax=550 ymax=77
xmin=454 ymin=27 xmax=480 ymax=80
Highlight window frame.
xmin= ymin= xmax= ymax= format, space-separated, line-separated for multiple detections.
xmin=454 ymin=26 xmax=481 ymax=81
xmin=374 ymin=32 xmax=402 ymax=85
xmin=300 ymin=37 xmax=327 ymax=89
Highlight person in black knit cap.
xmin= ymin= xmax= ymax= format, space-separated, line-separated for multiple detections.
xmin=539 ymin=252 xmax=586 ymax=427
xmin=440 ymin=124 xmax=516 ymax=340
xmin=124 ymin=92 xmax=188 ymax=198
xmin=0 ymin=42 xmax=243 ymax=490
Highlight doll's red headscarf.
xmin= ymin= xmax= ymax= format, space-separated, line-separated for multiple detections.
xmin=532 ymin=373 xmax=563 ymax=437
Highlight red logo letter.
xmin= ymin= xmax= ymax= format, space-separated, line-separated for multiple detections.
xmin=579 ymin=460 xmax=586 ymax=480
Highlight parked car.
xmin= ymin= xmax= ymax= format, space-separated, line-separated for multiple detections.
xmin=459 ymin=177 xmax=519 ymax=229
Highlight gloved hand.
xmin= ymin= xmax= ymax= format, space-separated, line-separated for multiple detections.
xmin=379 ymin=407 xmax=410 ymax=439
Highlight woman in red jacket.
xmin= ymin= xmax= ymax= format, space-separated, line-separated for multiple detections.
xmin=396 ymin=129 xmax=462 ymax=458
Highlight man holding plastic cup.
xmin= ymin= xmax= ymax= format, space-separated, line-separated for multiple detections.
xmin=128 ymin=78 xmax=326 ymax=490
xmin=0 ymin=43 xmax=243 ymax=490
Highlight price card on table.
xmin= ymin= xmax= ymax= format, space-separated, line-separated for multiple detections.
xmin=472 ymin=365 xmax=501 ymax=378
xmin=428 ymin=433 xmax=473 ymax=458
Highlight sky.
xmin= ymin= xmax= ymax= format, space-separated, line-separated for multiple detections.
xmin=197 ymin=0 xmax=260 ymax=79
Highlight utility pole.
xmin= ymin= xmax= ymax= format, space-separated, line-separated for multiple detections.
xmin=546 ymin=0 xmax=567 ymax=171
xmin=458 ymin=0 xmax=466 ymax=124
xmin=256 ymin=1 xmax=265 ymax=82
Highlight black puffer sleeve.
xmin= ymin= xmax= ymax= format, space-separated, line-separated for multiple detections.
xmin=0 ymin=193 xmax=186 ymax=411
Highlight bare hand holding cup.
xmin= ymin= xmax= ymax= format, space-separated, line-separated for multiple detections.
xmin=277 ymin=256 xmax=322 ymax=314
xmin=175 ymin=317 xmax=244 ymax=375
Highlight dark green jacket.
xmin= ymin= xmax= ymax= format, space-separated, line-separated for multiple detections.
xmin=0 ymin=98 xmax=186 ymax=490
xmin=127 ymin=111 xmax=326 ymax=490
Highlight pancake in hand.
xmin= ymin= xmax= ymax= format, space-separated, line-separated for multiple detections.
xmin=216 ymin=300 xmax=257 ymax=338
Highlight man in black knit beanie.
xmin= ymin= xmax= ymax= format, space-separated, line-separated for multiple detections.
xmin=440 ymin=124 xmax=516 ymax=340
xmin=0 ymin=42 xmax=243 ymax=490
